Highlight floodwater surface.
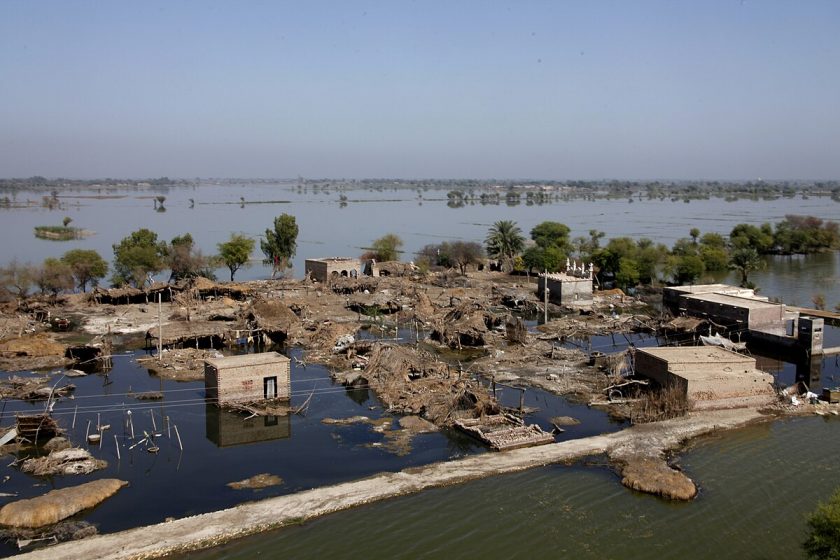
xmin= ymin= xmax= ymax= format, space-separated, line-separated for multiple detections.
xmin=190 ymin=417 xmax=840 ymax=560
xmin=0 ymin=347 xmax=623 ymax=557
xmin=2 ymin=183 xmax=838 ymax=304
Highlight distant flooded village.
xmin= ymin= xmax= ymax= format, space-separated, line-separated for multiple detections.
xmin=0 ymin=179 xmax=837 ymax=558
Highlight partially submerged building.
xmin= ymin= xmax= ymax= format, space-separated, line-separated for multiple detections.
xmin=304 ymin=258 xmax=361 ymax=283
xmin=537 ymin=261 xmax=593 ymax=306
xmin=204 ymin=352 xmax=291 ymax=405
xmin=663 ymin=284 xmax=788 ymax=331
xmin=635 ymin=346 xmax=776 ymax=410
xmin=663 ymin=284 xmax=823 ymax=356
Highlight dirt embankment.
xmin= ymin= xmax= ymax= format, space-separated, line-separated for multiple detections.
xmin=13 ymin=408 xmax=764 ymax=560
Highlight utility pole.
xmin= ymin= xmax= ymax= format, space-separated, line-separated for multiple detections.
xmin=543 ymin=269 xmax=549 ymax=325
xmin=157 ymin=293 xmax=163 ymax=360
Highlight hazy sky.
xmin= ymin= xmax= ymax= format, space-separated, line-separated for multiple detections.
xmin=2 ymin=1 xmax=839 ymax=180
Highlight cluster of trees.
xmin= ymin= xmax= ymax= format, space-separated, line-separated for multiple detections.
xmin=0 ymin=250 xmax=109 ymax=299
xmin=477 ymin=214 xmax=839 ymax=291
xmin=0 ymin=213 xmax=299 ymax=298
xmin=416 ymin=240 xmax=485 ymax=275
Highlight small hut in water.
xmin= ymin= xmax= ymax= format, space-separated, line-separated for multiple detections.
xmin=204 ymin=352 xmax=290 ymax=405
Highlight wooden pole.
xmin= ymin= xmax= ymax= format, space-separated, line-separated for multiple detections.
xmin=157 ymin=293 xmax=163 ymax=360
xmin=114 ymin=435 xmax=120 ymax=460
xmin=72 ymin=406 xmax=77 ymax=429
xmin=543 ymin=270 xmax=549 ymax=325
xmin=174 ymin=425 xmax=183 ymax=450
xmin=519 ymin=388 xmax=525 ymax=413
xmin=150 ymin=409 xmax=157 ymax=431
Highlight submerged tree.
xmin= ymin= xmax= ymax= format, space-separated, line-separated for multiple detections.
xmin=804 ymin=488 xmax=840 ymax=559
xmin=61 ymin=249 xmax=108 ymax=292
xmin=218 ymin=234 xmax=255 ymax=281
xmin=485 ymin=220 xmax=525 ymax=272
xmin=261 ymin=214 xmax=298 ymax=279
xmin=729 ymin=247 xmax=764 ymax=288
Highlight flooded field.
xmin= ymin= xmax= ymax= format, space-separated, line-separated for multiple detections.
xmin=190 ymin=416 xmax=840 ymax=560
xmin=1 ymin=183 xmax=838 ymax=304
xmin=0 ymin=345 xmax=625 ymax=557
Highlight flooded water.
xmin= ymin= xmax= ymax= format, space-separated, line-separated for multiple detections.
xmin=191 ymin=417 xmax=840 ymax=560
xmin=2 ymin=183 xmax=838 ymax=304
xmin=2 ymin=185 xmax=840 ymax=556
xmin=0 ymin=346 xmax=623 ymax=557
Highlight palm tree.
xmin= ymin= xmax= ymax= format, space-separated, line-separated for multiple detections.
xmin=485 ymin=220 xmax=525 ymax=272
xmin=729 ymin=247 xmax=764 ymax=288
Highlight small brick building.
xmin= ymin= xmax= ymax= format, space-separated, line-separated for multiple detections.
xmin=304 ymin=257 xmax=361 ymax=283
xmin=204 ymin=352 xmax=291 ymax=405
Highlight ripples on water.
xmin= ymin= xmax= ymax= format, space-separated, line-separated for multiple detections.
xmin=192 ymin=418 xmax=840 ymax=560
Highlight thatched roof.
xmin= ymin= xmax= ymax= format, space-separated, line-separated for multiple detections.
xmin=146 ymin=320 xmax=231 ymax=347
xmin=247 ymin=300 xmax=299 ymax=331
xmin=431 ymin=301 xmax=503 ymax=348
xmin=188 ymin=276 xmax=252 ymax=299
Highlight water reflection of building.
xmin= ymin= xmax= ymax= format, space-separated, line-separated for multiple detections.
xmin=795 ymin=356 xmax=823 ymax=389
xmin=205 ymin=404 xmax=290 ymax=447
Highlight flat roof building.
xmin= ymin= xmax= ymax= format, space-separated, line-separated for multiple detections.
xmin=204 ymin=352 xmax=290 ymax=406
xmin=663 ymin=284 xmax=790 ymax=330
xmin=635 ymin=346 xmax=775 ymax=410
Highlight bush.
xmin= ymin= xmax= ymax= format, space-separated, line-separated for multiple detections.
xmin=804 ymin=489 xmax=840 ymax=559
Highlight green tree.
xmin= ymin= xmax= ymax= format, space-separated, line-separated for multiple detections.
xmin=615 ymin=258 xmax=640 ymax=291
xmin=730 ymin=223 xmax=774 ymax=253
xmin=636 ymin=239 xmax=669 ymax=285
xmin=261 ymin=214 xmax=299 ymax=278
xmin=674 ymin=255 xmax=705 ymax=284
xmin=729 ymin=247 xmax=764 ymax=288
xmin=111 ymin=228 xmax=168 ymax=287
xmin=217 ymin=234 xmax=255 ymax=281
xmin=485 ymin=220 xmax=525 ymax=272
xmin=61 ymin=249 xmax=108 ymax=292
xmin=689 ymin=228 xmax=700 ymax=244
xmin=700 ymin=232 xmax=727 ymax=249
xmin=530 ymin=221 xmax=571 ymax=250
xmin=36 ymin=258 xmax=74 ymax=298
xmin=368 ymin=233 xmax=403 ymax=262
xmin=804 ymin=488 xmax=840 ymax=559
xmin=62 ymin=216 xmax=73 ymax=227
xmin=774 ymin=215 xmax=840 ymax=254
xmin=671 ymin=238 xmax=699 ymax=257
xmin=522 ymin=245 xmax=565 ymax=274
